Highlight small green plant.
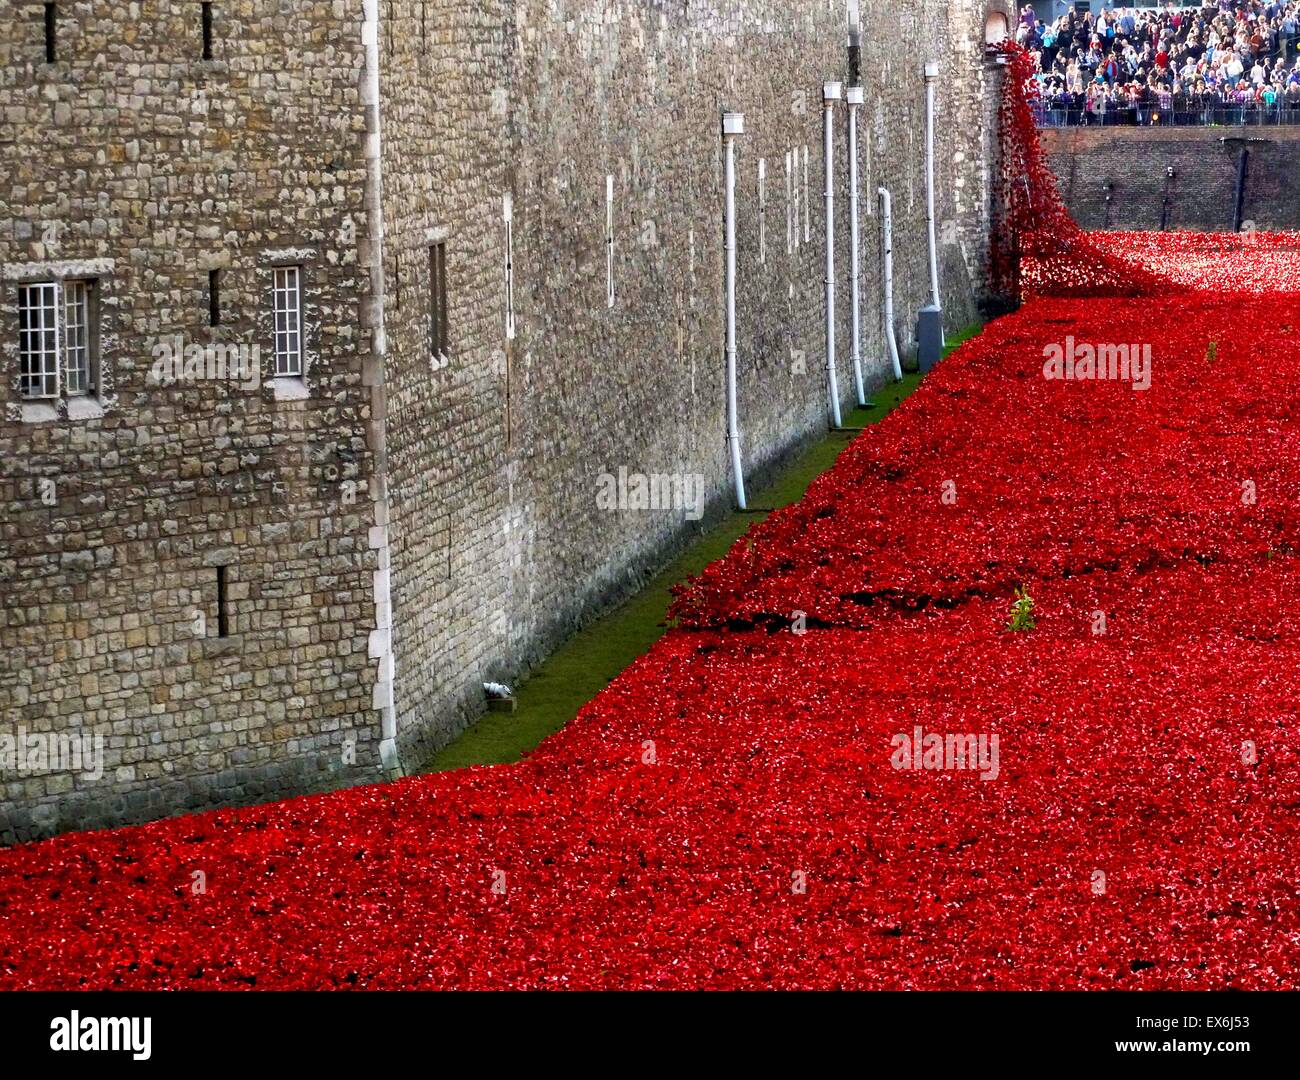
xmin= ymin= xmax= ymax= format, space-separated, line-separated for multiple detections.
xmin=1206 ymin=340 xmax=1217 ymax=363
xmin=1007 ymin=585 xmax=1036 ymax=632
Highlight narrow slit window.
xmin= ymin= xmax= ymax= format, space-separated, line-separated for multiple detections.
xmin=44 ymin=4 xmax=57 ymax=64
xmin=758 ymin=159 xmax=766 ymax=265
xmin=201 ymin=2 xmax=213 ymax=61
xmin=272 ymin=266 xmax=303 ymax=378
xmin=216 ymin=565 xmax=229 ymax=638
xmin=208 ymin=269 xmax=221 ymax=326
xmin=429 ymin=242 xmax=448 ymax=357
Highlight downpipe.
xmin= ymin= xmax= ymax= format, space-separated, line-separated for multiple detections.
xmin=823 ymin=82 xmax=843 ymax=429
xmin=923 ymin=61 xmax=943 ymax=336
xmin=722 ymin=112 xmax=747 ymax=510
xmin=847 ymin=83 xmax=866 ymax=407
xmin=878 ymin=186 xmax=903 ymax=381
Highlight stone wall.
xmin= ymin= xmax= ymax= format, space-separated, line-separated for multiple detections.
xmin=1042 ymin=125 xmax=1300 ymax=232
xmin=0 ymin=1 xmax=384 ymax=842
xmin=0 ymin=0 xmax=998 ymax=841
xmin=377 ymin=0 xmax=999 ymax=765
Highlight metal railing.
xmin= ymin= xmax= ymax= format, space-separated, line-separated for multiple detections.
xmin=1033 ymin=101 xmax=1300 ymax=127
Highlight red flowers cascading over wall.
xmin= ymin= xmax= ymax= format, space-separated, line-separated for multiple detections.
xmin=990 ymin=41 xmax=1178 ymax=300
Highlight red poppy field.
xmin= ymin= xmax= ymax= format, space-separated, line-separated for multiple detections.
xmin=3 ymin=43 xmax=1300 ymax=991
xmin=5 ymin=252 xmax=1300 ymax=988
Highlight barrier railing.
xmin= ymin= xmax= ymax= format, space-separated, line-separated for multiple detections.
xmin=1033 ymin=101 xmax=1300 ymax=127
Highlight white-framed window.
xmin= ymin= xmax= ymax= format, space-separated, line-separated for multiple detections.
xmin=63 ymin=279 xmax=90 ymax=394
xmin=272 ymin=265 xmax=303 ymax=378
xmin=18 ymin=279 xmax=96 ymax=399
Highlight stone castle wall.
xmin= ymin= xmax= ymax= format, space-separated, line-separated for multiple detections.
xmin=0 ymin=1 xmax=384 ymax=841
xmin=377 ymin=0 xmax=1000 ymax=765
xmin=0 ymin=0 xmax=999 ymax=842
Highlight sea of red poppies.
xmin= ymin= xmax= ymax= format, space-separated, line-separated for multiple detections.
xmin=3 ymin=44 xmax=1300 ymax=990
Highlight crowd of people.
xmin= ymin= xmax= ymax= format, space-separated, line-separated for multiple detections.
xmin=1020 ymin=2 xmax=1300 ymax=125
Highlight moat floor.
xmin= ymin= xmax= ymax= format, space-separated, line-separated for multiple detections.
xmin=5 ymin=237 xmax=1300 ymax=988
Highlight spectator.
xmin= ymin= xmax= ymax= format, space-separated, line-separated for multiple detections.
xmin=1022 ymin=1 xmax=1300 ymax=126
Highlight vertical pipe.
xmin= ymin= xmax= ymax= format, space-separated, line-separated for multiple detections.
xmin=722 ymin=112 xmax=747 ymax=510
xmin=823 ymin=82 xmax=842 ymax=429
xmin=879 ymin=187 xmax=902 ymax=381
xmin=923 ymin=61 xmax=942 ymax=318
xmin=847 ymin=84 xmax=866 ymax=406
xmin=1232 ymin=146 xmax=1249 ymax=233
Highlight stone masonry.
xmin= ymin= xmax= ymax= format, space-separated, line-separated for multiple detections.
xmin=0 ymin=0 xmax=1006 ymax=842
xmin=1042 ymin=124 xmax=1300 ymax=232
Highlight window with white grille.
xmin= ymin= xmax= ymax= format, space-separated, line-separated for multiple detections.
xmin=18 ymin=279 xmax=96 ymax=400
xmin=63 ymin=280 xmax=90 ymax=394
xmin=18 ymin=282 xmax=58 ymax=399
xmin=272 ymin=266 xmax=303 ymax=377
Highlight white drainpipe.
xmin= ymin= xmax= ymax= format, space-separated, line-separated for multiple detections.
xmin=878 ymin=187 xmax=902 ymax=381
xmin=846 ymin=83 xmax=865 ymax=406
xmin=924 ymin=61 xmax=943 ymax=321
xmin=722 ymin=112 xmax=747 ymax=510
xmin=823 ymin=81 xmax=842 ymax=428
xmin=361 ymin=0 xmax=400 ymax=776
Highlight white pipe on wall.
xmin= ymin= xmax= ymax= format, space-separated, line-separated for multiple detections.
xmin=878 ymin=186 xmax=903 ymax=382
xmin=846 ymin=84 xmax=865 ymax=407
xmin=823 ymin=82 xmax=843 ymax=429
xmin=722 ymin=112 xmax=747 ymax=510
xmin=361 ymin=0 xmax=401 ymax=777
xmin=924 ymin=61 xmax=943 ymax=321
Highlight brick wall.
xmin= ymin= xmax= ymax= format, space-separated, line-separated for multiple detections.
xmin=1042 ymin=125 xmax=1300 ymax=232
